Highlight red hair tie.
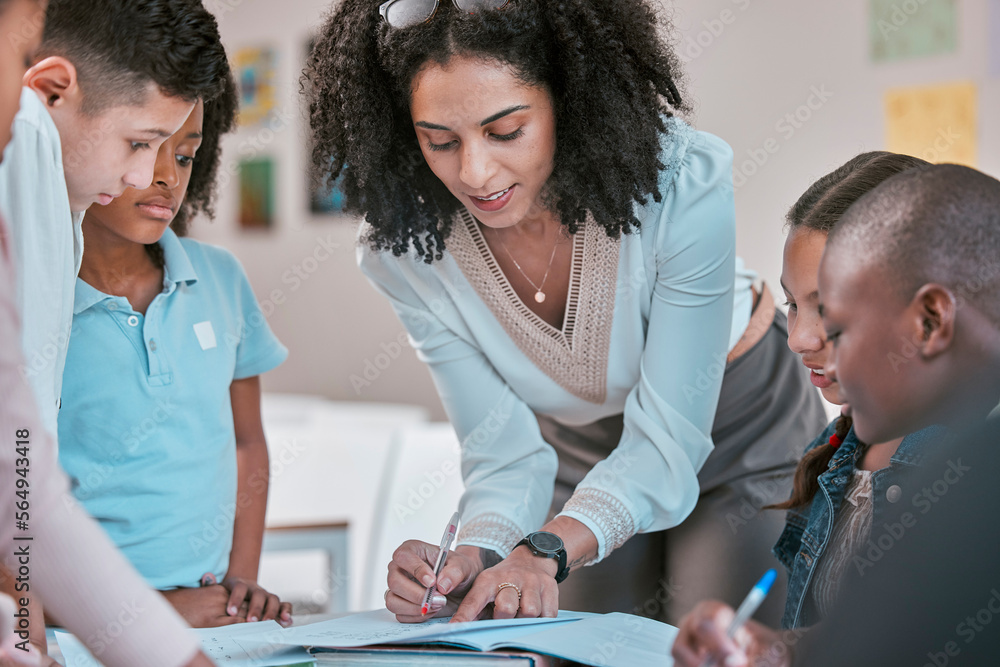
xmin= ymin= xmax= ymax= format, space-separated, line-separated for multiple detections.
xmin=828 ymin=433 xmax=844 ymax=449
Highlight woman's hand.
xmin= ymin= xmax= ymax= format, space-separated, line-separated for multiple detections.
xmin=220 ymin=576 xmax=293 ymax=627
xmin=161 ymin=585 xmax=248 ymax=628
xmin=450 ymin=544 xmax=559 ymax=623
xmin=671 ymin=600 xmax=791 ymax=667
xmin=385 ymin=541 xmax=485 ymax=623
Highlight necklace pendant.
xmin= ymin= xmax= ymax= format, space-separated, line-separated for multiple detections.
xmin=535 ymin=291 xmax=546 ymax=303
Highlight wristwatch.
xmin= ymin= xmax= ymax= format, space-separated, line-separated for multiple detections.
xmin=515 ymin=531 xmax=570 ymax=583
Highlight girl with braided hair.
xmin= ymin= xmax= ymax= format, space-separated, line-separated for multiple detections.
xmin=305 ymin=0 xmax=827 ymax=625
xmin=672 ymin=151 xmax=943 ymax=667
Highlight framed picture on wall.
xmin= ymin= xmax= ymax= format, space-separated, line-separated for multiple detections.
xmin=238 ymin=157 xmax=276 ymax=229
xmin=869 ymin=0 xmax=957 ymax=63
xmin=235 ymin=47 xmax=277 ymax=127
xmin=310 ymin=173 xmax=347 ymax=215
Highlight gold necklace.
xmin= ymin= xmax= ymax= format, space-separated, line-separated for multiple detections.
xmin=491 ymin=227 xmax=560 ymax=303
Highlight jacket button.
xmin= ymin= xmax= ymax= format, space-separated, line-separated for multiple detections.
xmin=886 ymin=485 xmax=902 ymax=503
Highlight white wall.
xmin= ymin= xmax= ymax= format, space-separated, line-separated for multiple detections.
xmin=672 ymin=0 xmax=996 ymax=297
xmin=195 ymin=0 xmax=994 ymax=418
xmin=197 ymin=0 xmax=449 ymax=418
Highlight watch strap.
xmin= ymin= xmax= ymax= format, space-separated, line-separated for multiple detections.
xmin=516 ymin=533 xmax=570 ymax=584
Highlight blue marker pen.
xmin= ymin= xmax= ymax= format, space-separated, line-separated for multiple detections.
xmin=727 ymin=569 xmax=778 ymax=637
xmin=700 ymin=569 xmax=778 ymax=667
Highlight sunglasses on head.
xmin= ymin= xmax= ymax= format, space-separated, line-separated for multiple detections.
xmin=379 ymin=0 xmax=511 ymax=29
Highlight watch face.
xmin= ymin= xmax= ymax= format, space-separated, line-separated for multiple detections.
xmin=530 ymin=531 xmax=562 ymax=552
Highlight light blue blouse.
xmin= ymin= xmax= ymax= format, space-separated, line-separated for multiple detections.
xmin=58 ymin=229 xmax=287 ymax=589
xmin=360 ymin=119 xmax=738 ymax=562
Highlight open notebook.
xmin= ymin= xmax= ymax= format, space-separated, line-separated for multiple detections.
xmin=57 ymin=609 xmax=677 ymax=667
xmin=56 ymin=622 xmax=314 ymax=667
xmin=272 ymin=609 xmax=677 ymax=667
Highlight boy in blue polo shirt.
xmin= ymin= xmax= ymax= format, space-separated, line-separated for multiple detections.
xmin=57 ymin=87 xmax=294 ymax=627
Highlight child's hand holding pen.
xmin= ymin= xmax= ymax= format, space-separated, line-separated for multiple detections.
xmin=672 ymin=571 xmax=789 ymax=667
xmin=672 ymin=600 xmax=789 ymax=667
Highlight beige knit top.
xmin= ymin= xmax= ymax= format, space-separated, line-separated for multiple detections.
xmin=811 ymin=468 xmax=875 ymax=618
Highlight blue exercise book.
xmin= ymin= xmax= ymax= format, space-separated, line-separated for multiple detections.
xmin=275 ymin=609 xmax=678 ymax=667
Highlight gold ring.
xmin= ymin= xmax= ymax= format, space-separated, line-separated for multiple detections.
xmin=384 ymin=588 xmax=391 ymax=603
xmin=496 ymin=582 xmax=521 ymax=600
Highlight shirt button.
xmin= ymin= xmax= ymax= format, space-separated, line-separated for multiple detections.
xmin=127 ymin=315 xmax=139 ymax=327
xmin=149 ymin=339 xmax=157 ymax=352
xmin=886 ymin=485 xmax=902 ymax=503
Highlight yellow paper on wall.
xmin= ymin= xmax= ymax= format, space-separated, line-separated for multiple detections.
xmin=884 ymin=82 xmax=977 ymax=167
xmin=234 ymin=47 xmax=277 ymax=128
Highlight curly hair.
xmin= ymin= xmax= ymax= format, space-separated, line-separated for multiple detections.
xmin=170 ymin=66 xmax=239 ymax=236
xmin=40 ymin=0 xmax=230 ymax=114
xmin=144 ymin=63 xmax=237 ymax=266
xmin=303 ymin=0 xmax=688 ymax=263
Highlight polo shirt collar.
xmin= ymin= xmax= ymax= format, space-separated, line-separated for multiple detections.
xmin=159 ymin=227 xmax=198 ymax=286
xmin=73 ymin=227 xmax=198 ymax=315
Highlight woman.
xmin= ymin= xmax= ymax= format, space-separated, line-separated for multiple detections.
xmin=305 ymin=0 xmax=825 ymax=625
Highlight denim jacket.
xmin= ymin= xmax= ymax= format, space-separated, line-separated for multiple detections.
xmin=771 ymin=418 xmax=942 ymax=629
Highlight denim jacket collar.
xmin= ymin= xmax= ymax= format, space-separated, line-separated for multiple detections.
xmin=774 ymin=421 xmax=944 ymax=629
xmin=826 ymin=423 xmax=945 ymax=470
xmin=889 ymin=425 xmax=948 ymax=467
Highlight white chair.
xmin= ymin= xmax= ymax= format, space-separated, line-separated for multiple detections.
xmin=362 ymin=422 xmax=466 ymax=611
xmin=258 ymin=393 xmax=429 ymax=611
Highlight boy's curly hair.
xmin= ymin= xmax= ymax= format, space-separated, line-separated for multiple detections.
xmin=170 ymin=66 xmax=239 ymax=236
xmin=144 ymin=63 xmax=237 ymax=266
xmin=303 ymin=0 xmax=688 ymax=263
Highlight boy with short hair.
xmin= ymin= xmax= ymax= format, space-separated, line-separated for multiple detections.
xmin=0 ymin=0 xmax=231 ymax=438
xmin=672 ymin=164 xmax=1000 ymax=667
xmin=0 ymin=1 xmax=216 ymax=664
xmin=0 ymin=0 xmax=236 ymax=657
xmin=794 ymin=163 xmax=1000 ymax=665
xmin=817 ymin=163 xmax=1000 ymax=445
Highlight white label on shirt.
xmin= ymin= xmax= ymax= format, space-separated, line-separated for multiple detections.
xmin=193 ymin=321 xmax=217 ymax=350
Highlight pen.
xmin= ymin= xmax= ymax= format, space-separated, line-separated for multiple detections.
xmin=420 ymin=511 xmax=459 ymax=616
xmin=699 ymin=569 xmax=778 ymax=667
